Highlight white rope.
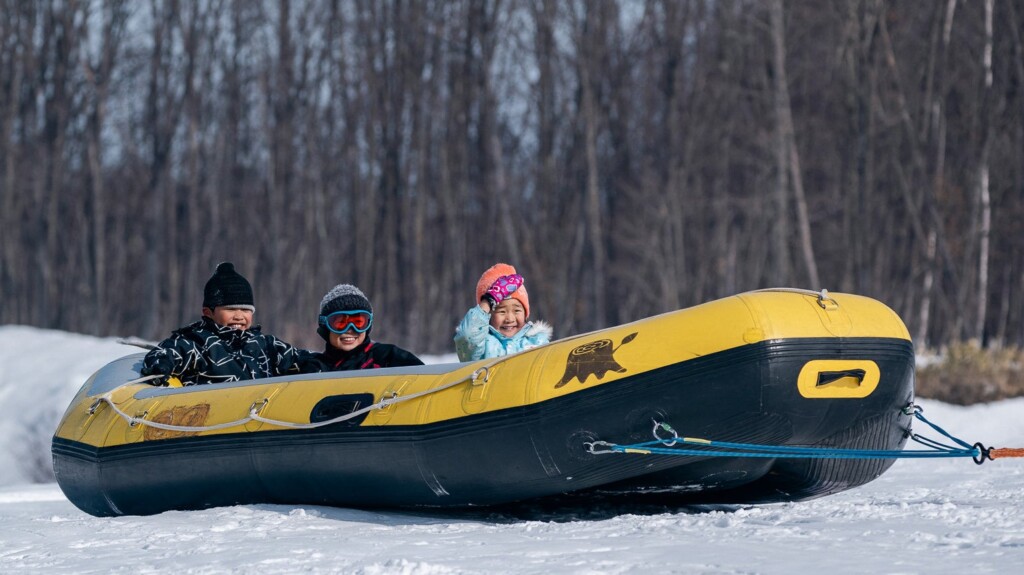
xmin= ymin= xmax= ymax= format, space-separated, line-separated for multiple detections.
xmin=751 ymin=287 xmax=829 ymax=298
xmin=750 ymin=287 xmax=835 ymax=308
xmin=89 ymin=362 xmax=501 ymax=433
xmin=247 ymin=375 xmax=474 ymax=429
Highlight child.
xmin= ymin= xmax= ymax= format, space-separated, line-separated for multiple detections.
xmin=141 ymin=262 xmax=313 ymax=385
xmin=310 ymin=284 xmax=423 ymax=370
xmin=454 ymin=263 xmax=552 ymax=362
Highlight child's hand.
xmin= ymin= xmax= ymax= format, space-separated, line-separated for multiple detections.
xmin=484 ymin=274 xmax=523 ymax=308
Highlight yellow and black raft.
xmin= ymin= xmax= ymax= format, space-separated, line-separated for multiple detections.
xmin=52 ymin=289 xmax=915 ymax=517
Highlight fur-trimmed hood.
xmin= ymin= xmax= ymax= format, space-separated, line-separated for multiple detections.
xmin=523 ymin=320 xmax=553 ymax=341
xmin=454 ymin=306 xmax=555 ymax=362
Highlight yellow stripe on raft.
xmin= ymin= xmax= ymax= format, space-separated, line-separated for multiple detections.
xmin=54 ymin=290 xmax=911 ymax=449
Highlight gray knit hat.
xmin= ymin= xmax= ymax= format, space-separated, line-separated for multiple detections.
xmin=317 ymin=284 xmax=373 ymax=340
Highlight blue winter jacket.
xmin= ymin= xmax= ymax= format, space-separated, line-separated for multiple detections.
xmin=454 ymin=305 xmax=553 ymax=362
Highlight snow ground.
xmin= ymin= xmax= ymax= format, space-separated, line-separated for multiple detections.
xmin=1 ymin=325 xmax=1022 ymax=574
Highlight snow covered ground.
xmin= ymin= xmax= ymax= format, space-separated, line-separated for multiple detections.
xmin=1 ymin=325 xmax=1023 ymax=574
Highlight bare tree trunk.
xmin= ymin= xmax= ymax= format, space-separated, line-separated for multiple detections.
xmin=0 ymin=5 xmax=27 ymax=323
xmin=768 ymin=0 xmax=791 ymax=286
xmin=770 ymin=0 xmax=819 ymax=289
xmin=916 ymin=231 xmax=936 ymax=350
xmin=788 ymin=144 xmax=819 ymax=289
xmin=142 ymin=0 xmax=183 ymax=336
xmin=993 ymin=267 xmax=1011 ymax=348
xmin=577 ymin=5 xmax=607 ymax=327
xmin=972 ymin=0 xmax=993 ymax=344
xmin=915 ymin=0 xmax=958 ymax=349
xmin=83 ymin=1 xmax=126 ymax=334
xmin=40 ymin=2 xmax=82 ymax=326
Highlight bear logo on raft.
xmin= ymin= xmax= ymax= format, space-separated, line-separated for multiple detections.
xmin=555 ymin=332 xmax=638 ymax=388
xmin=143 ymin=404 xmax=211 ymax=441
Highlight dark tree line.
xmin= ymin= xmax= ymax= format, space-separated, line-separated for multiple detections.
xmin=2 ymin=0 xmax=1023 ymax=354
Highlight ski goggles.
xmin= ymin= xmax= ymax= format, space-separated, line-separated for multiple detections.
xmin=319 ymin=310 xmax=373 ymax=334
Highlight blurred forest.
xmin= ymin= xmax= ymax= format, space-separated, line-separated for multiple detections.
xmin=1 ymin=0 xmax=1023 ymax=354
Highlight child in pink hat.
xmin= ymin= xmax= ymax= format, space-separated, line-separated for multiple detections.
xmin=454 ymin=263 xmax=552 ymax=361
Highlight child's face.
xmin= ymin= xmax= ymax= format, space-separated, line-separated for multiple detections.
xmin=329 ymin=329 xmax=367 ymax=352
xmin=489 ymin=299 xmax=526 ymax=337
xmin=203 ymin=306 xmax=254 ymax=331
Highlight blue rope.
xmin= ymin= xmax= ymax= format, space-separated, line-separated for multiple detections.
xmin=590 ymin=404 xmax=991 ymax=464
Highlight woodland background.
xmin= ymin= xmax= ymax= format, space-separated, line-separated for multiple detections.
xmin=1 ymin=0 xmax=1023 ymax=355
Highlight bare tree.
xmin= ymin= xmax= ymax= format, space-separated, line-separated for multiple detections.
xmin=973 ymin=0 xmax=994 ymax=343
xmin=769 ymin=0 xmax=818 ymax=289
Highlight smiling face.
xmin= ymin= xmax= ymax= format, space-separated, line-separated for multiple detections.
xmin=203 ymin=306 xmax=254 ymax=331
xmin=329 ymin=329 xmax=367 ymax=352
xmin=489 ymin=298 xmax=526 ymax=337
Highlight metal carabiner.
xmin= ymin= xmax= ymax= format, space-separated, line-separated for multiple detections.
xmin=584 ymin=441 xmax=616 ymax=455
xmin=652 ymin=420 xmax=679 ymax=446
xmin=901 ymin=403 xmax=923 ymax=416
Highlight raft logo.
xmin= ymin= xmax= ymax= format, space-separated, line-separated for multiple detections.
xmin=556 ymin=332 xmax=638 ymax=388
xmin=143 ymin=404 xmax=211 ymax=441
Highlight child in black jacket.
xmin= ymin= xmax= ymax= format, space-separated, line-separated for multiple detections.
xmin=310 ymin=284 xmax=423 ymax=370
xmin=141 ymin=262 xmax=313 ymax=386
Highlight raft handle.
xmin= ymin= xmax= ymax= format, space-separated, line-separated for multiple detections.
xmin=470 ymin=366 xmax=491 ymax=386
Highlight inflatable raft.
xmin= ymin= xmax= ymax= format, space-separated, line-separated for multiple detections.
xmin=52 ymin=289 xmax=915 ymax=516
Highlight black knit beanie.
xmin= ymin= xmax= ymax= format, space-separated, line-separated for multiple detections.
xmin=317 ymin=284 xmax=373 ymax=341
xmin=203 ymin=262 xmax=255 ymax=310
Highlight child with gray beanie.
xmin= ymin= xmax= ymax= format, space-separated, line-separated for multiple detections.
xmin=309 ymin=284 xmax=423 ymax=371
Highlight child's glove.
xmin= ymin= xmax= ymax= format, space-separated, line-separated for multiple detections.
xmin=483 ymin=274 xmax=524 ymax=308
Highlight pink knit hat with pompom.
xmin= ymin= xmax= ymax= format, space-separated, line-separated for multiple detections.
xmin=475 ymin=263 xmax=530 ymax=318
